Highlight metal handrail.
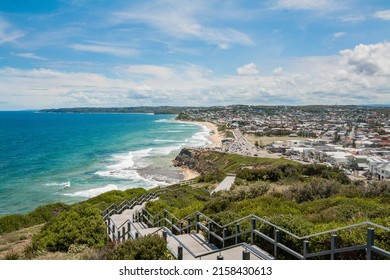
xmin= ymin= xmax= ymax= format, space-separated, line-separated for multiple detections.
xmin=163 ymin=226 xmax=272 ymax=260
xmin=163 ymin=227 xmax=197 ymax=258
xmin=103 ymin=194 xmax=147 ymax=219
xmin=102 ymin=185 xmax=190 ymax=218
xmin=196 ymin=242 xmax=272 ymax=260
xmin=140 ymin=209 xmax=390 ymax=241
xmin=300 ymin=221 xmax=390 ymax=239
xmin=104 ymin=192 xmax=390 ymax=260
xmin=105 ymin=193 xmax=161 ymax=238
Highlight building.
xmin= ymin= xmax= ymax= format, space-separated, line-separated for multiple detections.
xmin=376 ymin=163 xmax=390 ymax=180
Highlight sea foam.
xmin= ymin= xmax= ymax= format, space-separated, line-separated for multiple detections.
xmin=65 ymin=184 xmax=119 ymax=198
xmin=45 ymin=181 xmax=71 ymax=189
xmin=74 ymin=120 xmax=211 ymax=197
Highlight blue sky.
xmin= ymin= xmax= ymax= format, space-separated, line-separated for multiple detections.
xmin=0 ymin=0 xmax=389 ymax=110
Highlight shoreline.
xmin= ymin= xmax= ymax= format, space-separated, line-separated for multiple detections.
xmin=0 ymin=116 xmax=219 ymax=216
xmin=173 ymin=119 xmax=223 ymax=180
xmin=174 ymin=120 xmax=223 ymax=148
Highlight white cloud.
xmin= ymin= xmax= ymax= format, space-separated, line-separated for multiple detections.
xmin=236 ymin=63 xmax=259 ymax=76
xmin=340 ymin=14 xmax=366 ymax=23
xmin=123 ymin=65 xmax=174 ymax=80
xmin=272 ymin=67 xmax=283 ymax=75
xmin=0 ymin=67 xmax=134 ymax=109
xmin=374 ymin=10 xmax=390 ymax=20
xmin=339 ymin=42 xmax=390 ymax=76
xmin=0 ymin=17 xmax=24 ymax=44
xmin=113 ymin=1 xmax=253 ymax=48
xmin=2 ymin=43 xmax=390 ymax=110
xmin=11 ymin=52 xmax=47 ymax=60
xmin=70 ymin=42 xmax=139 ymax=57
xmin=333 ymin=32 xmax=346 ymax=38
xmin=271 ymin=0 xmax=338 ymax=11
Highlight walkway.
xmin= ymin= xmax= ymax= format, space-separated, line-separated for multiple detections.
xmin=106 ymin=200 xmax=271 ymax=260
xmin=212 ymin=175 xmax=236 ymax=193
xmin=104 ymin=192 xmax=390 ymax=261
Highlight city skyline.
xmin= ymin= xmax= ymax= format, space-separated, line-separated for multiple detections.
xmin=0 ymin=0 xmax=389 ymax=110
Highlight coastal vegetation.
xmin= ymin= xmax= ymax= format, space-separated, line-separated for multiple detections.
xmin=0 ymin=203 xmax=70 ymax=235
xmin=103 ymin=235 xmax=172 ymax=260
xmin=1 ymin=149 xmax=389 ymax=259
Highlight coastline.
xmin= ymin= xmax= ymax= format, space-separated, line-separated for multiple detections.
xmin=173 ymin=119 xmax=223 ymax=180
xmin=174 ymin=120 xmax=223 ymax=148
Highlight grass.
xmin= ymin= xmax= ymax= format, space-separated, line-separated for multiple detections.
xmin=197 ymin=150 xmax=299 ymax=174
xmin=245 ymin=135 xmax=306 ymax=145
xmin=0 ymin=224 xmax=44 ymax=259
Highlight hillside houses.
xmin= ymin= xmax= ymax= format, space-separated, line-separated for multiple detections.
xmin=178 ymin=105 xmax=390 ymax=181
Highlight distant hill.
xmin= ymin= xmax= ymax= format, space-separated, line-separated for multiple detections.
xmin=359 ymin=104 xmax=390 ymax=107
xmin=39 ymin=106 xmax=195 ymax=115
xmin=39 ymin=104 xmax=390 ymax=116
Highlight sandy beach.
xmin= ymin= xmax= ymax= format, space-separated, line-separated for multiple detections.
xmin=174 ymin=120 xmax=223 ymax=148
xmin=181 ymin=166 xmax=200 ymax=180
xmin=191 ymin=121 xmax=224 ymax=148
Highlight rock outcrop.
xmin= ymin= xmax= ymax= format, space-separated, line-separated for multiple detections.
xmin=173 ymin=148 xmax=218 ymax=175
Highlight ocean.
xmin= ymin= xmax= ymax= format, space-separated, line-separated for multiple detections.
xmin=0 ymin=112 xmax=210 ymax=216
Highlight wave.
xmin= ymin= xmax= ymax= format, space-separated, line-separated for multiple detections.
xmin=65 ymin=184 xmax=119 ymax=198
xmin=150 ymin=146 xmax=182 ymax=155
xmin=45 ymin=181 xmax=71 ymax=189
xmin=92 ymin=122 xmax=212 ymax=194
xmin=154 ymin=119 xmax=172 ymax=123
xmin=186 ymin=125 xmax=212 ymax=147
xmin=177 ymin=125 xmax=194 ymax=128
xmin=94 ymin=146 xmax=179 ymax=185
xmin=154 ymin=139 xmax=185 ymax=143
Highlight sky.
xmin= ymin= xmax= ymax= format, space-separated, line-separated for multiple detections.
xmin=0 ymin=0 xmax=389 ymax=110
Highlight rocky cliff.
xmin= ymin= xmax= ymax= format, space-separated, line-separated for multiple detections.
xmin=173 ymin=148 xmax=218 ymax=175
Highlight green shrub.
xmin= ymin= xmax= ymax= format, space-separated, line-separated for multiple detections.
xmin=231 ymin=183 xmax=270 ymax=200
xmin=104 ymin=234 xmax=172 ymax=260
xmin=209 ymin=211 xmax=241 ymax=226
xmin=365 ymin=181 xmax=390 ymax=198
xmin=34 ymin=204 xmax=107 ymax=252
xmin=146 ymin=186 xmax=210 ymax=216
xmin=0 ymin=203 xmax=70 ymax=234
xmin=202 ymin=197 xmax=231 ymax=214
xmin=285 ymin=178 xmax=341 ymax=203
xmin=84 ymin=188 xmax=146 ymax=211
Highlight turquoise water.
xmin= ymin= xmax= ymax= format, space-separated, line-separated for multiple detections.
xmin=0 ymin=112 xmax=210 ymax=216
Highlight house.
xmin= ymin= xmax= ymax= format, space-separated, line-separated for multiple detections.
xmin=324 ymin=152 xmax=350 ymax=167
xmin=368 ymin=158 xmax=390 ymax=179
xmin=351 ymin=155 xmax=369 ymax=170
xmin=376 ymin=163 xmax=390 ymax=180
